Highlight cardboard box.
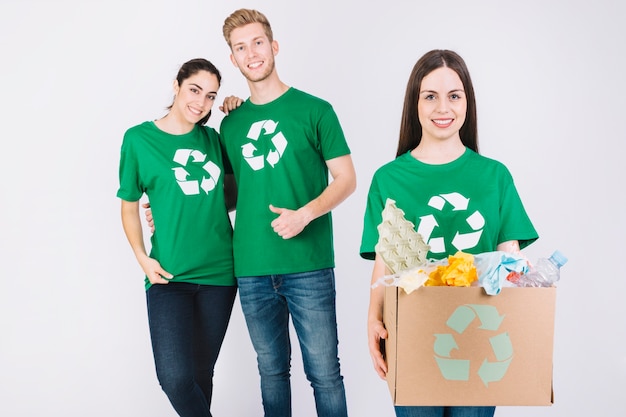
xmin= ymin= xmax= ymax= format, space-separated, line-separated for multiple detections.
xmin=383 ymin=286 xmax=556 ymax=406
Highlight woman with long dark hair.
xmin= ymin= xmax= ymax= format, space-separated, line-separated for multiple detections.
xmin=360 ymin=50 xmax=538 ymax=417
xmin=118 ymin=58 xmax=239 ymax=417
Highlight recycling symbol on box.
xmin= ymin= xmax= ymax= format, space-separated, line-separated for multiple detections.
xmin=417 ymin=192 xmax=485 ymax=255
xmin=171 ymin=148 xmax=221 ymax=195
xmin=241 ymin=119 xmax=288 ymax=171
xmin=434 ymin=304 xmax=513 ymax=386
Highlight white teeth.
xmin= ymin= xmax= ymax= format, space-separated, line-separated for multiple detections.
xmin=433 ymin=119 xmax=452 ymax=125
xmin=249 ymin=62 xmax=262 ymax=69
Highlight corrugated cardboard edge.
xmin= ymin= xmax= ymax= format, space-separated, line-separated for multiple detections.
xmin=383 ymin=286 xmax=399 ymax=403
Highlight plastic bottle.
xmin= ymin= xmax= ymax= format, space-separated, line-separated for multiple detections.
xmin=516 ymin=250 xmax=568 ymax=287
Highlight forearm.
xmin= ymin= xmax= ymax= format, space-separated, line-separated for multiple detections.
xmin=300 ymin=154 xmax=356 ymax=222
xmin=300 ymin=178 xmax=354 ymax=222
xmin=368 ymin=254 xmax=390 ymax=378
xmin=121 ymin=200 xmax=148 ymax=261
xmin=369 ymin=286 xmax=385 ymax=324
xmin=269 ymin=155 xmax=356 ymax=239
xmin=121 ymin=200 xmax=172 ymax=284
xmin=368 ymin=255 xmax=387 ymax=323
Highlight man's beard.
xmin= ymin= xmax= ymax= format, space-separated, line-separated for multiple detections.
xmin=240 ymin=59 xmax=275 ymax=83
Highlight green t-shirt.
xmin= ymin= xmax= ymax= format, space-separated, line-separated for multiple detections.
xmin=219 ymin=88 xmax=351 ymax=277
xmin=117 ymin=121 xmax=235 ymax=289
xmin=360 ymin=149 xmax=538 ymax=260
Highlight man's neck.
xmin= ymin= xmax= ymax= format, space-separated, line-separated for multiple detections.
xmin=248 ymin=73 xmax=290 ymax=105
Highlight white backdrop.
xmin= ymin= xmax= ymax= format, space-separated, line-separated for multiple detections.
xmin=1 ymin=0 xmax=624 ymax=416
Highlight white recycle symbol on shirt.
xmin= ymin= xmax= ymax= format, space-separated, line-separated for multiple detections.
xmin=171 ymin=148 xmax=221 ymax=195
xmin=241 ymin=119 xmax=288 ymax=171
xmin=417 ymin=192 xmax=485 ymax=254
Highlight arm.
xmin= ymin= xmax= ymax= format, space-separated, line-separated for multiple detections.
xmin=121 ymin=200 xmax=172 ymax=284
xmin=497 ymin=240 xmax=520 ymax=253
xmin=270 ymin=154 xmax=356 ymax=239
xmin=368 ymin=254 xmax=389 ymax=379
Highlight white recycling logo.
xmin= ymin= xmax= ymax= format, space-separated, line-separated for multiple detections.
xmin=416 ymin=192 xmax=484 ymax=254
xmin=171 ymin=148 xmax=221 ymax=195
xmin=241 ymin=119 xmax=288 ymax=171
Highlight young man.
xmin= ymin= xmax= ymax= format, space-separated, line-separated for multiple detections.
xmin=220 ymin=8 xmax=356 ymax=417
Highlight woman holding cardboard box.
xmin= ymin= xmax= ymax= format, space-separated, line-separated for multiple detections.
xmin=359 ymin=49 xmax=538 ymax=417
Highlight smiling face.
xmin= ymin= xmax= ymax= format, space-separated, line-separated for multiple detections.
xmin=171 ymin=70 xmax=219 ymax=125
xmin=417 ymin=66 xmax=467 ymax=144
xmin=229 ymin=22 xmax=278 ymax=83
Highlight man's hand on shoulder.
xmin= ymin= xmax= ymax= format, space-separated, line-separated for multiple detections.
xmin=219 ymin=95 xmax=244 ymax=115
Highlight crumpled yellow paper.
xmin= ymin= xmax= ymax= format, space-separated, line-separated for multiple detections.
xmin=425 ymin=251 xmax=477 ymax=287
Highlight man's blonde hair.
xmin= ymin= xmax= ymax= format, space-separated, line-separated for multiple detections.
xmin=222 ymin=9 xmax=274 ymax=47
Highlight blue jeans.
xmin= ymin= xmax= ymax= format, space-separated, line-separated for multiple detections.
xmin=395 ymin=406 xmax=496 ymax=417
xmin=147 ymin=282 xmax=237 ymax=417
xmin=237 ymin=268 xmax=348 ymax=417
